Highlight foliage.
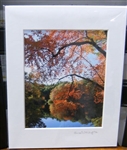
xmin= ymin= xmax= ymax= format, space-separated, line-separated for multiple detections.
xmin=24 ymin=30 xmax=106 ymax=88
xmin=49 ymin=80 xmax=103 ymax=123
xmin=91 ymin=117 xmax=102 ymax=127
xmin=25 ymin=76 xmax=49 ymax=128
xmin=40 ymin=84 xmax=56 ymax=101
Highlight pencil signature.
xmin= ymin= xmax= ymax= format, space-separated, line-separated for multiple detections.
xmin=74 ymin=131 xmax=98 ymax=135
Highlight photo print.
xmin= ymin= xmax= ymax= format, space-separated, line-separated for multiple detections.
xmin=24 ymin=30 xmax=107 ymax=128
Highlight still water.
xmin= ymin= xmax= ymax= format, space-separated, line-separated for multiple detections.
xmin=42 ymin=118 xmax=94 ymax=128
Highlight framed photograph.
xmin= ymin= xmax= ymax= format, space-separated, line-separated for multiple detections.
xmin=5 ymin=6 xmax=126 ymax=148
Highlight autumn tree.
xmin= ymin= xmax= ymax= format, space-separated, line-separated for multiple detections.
xmin=24 ymin=30 xmax=106 ymax=89
xmin=49 ymin=80 xmax=103 ymax=123
xmin=25 ymin=73 xmax=50 ymax=128
xmin=49 ymin=100 xmax=77 ymax=121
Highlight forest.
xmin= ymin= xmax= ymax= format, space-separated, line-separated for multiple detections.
xmin=24 ymin=30 xmax=107 ymax=128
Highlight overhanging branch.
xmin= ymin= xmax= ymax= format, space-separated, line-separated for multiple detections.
xmin=59 ymin=74 xmax=104 ymax=90
xmin=53 ymin=41 xmax=106 ymax=58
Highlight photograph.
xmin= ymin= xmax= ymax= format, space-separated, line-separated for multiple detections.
xmin=6 ymin=5 xmax=126 ymax=148
xmin=24 ymin=30 xmax=107 ymax=128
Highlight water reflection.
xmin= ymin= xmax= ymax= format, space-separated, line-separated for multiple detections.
xmin=42 ymin=118 xmax=94 ymax=128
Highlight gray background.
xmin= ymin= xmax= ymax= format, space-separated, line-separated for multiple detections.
xmin=0 ymin=0 xmax=127 ymax=9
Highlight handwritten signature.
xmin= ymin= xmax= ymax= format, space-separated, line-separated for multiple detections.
xmin=74 ymin=131 xmax=98 ymax=135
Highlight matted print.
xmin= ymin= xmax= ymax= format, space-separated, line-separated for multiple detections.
xmin=5 ymin=6 xmax=126 ymax=148
xmin=24 ymin=30 xmax=106 ymax=128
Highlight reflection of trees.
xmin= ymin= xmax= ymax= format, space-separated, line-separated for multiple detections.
xmin=25 ymin=78 xmax=103 ymax=127
xmin=49 ymin=80 xmax=103 ymax=124
xmin=25 ymin=74 xmax=50 ymax=128
xmin=25 ymin=97 xmax=46 ymax=128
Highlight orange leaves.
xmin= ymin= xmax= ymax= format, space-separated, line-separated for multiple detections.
xmin=24 ymin=30 xmax=106 ymax=94
xmin=50 ymin=81 xmax=85 ymax=102
xmin=93 ymin=60 xmax=105 ymax=87
xmin=94 ymin=88 xmax=104 ymax=103
xmin=48 ymin=80 xmax=104 ymax=121
xmin=81 ymin=44 xmax=94 ymax=54
xmin=50 ymin=83 xmax=70 ymax=101
xmin=50 ymin=79 xmax=104 ymax=105
xmin=49 ymin=99 xmax=77 ymax=120
xmin=69 ymin=89 xmax=82 ymax=100
xmin=87 ymin=30 xmax=106 ymax=41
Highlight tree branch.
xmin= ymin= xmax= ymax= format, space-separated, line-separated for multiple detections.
xmin=67 ymin=75 xmax=74 ymax=98
xmin=53 ymin=40 xmax=106 ymax=58
xmin=59 ymin=74 xmax=104 ymax=90
xmin=75 ymin=47 xmax=104 ymax=84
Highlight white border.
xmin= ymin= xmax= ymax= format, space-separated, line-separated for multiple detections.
xmin=5 ymin=6 xmax=126 ymax=148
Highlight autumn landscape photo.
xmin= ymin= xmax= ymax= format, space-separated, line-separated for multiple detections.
xmin=24 ymin=30 xmax=107 ymax=128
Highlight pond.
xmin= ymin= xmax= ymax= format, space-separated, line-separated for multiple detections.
xmin=42 ymin=118 xmax=94 ymax=128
